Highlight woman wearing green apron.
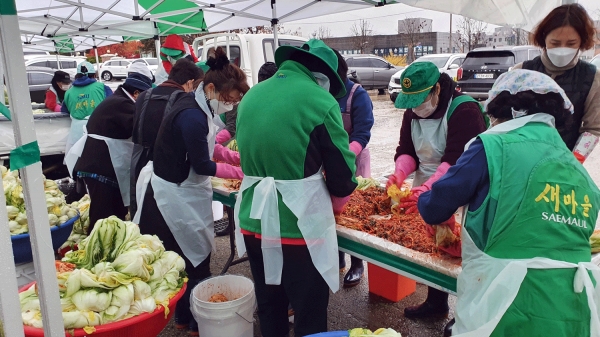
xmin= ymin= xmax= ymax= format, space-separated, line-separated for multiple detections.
xmin=386 ymin=61 xmax=487 ymax=321
xmin=417 ymin=70 xmax=600 ymax=336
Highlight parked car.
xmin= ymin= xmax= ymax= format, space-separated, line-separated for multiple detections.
xmin=193 ymin=33 xmax=307 ymax=87
xmin=99 ymin=58 xmax=131 ymax=81
xmin=344 ymin=54 xmax=398 ymax=93
xmin=129 ymin=58 xmax=159 ymax=74
xmin=388 ymin=53 xmax=466 ymax=102
xmin=24 ymin=56 xmax=85 ymax=78
xmin=457 ymin=45 xmax=541 ymax=100
xmin=591 ymin=54 xmax=600 ymax=68
xmin=23 ymin=51 xmax=50 ymax=62
xmin=26 ymin=66 xmax=55 ymax=104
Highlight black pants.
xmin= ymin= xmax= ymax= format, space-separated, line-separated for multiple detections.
xmin=244 ymin=235 xmax=330 ymax=337
xmin=83 ymin=178 xmax=127 ymax=233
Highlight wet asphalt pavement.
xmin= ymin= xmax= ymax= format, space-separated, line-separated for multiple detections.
xmin=104 ymin=85 xmax=597 ymax=337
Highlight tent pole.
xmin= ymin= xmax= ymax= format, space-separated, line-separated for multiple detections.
xmin=0 ymin=2 xmax=64 ymax=336
xmin=272 ymin=0 xmax=279 ymax=54
xmin=92 ymin=36 xmax=100 ymax=81
xmin=55 ymin=44 xmax=62 ymax=69
xmin=449 ymin=14 xmax=453 ymax=53
xmin=0 ymin=26 xmax=24 ymax=337
xmin=155 ymin=35 xmax=161 ymax=60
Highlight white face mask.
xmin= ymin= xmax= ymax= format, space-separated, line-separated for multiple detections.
xmin=312 ymin=72 xmax=330 ymax=92
xmin=209 ymin=93 xmax=234 ymax=115
xmin=546 ymin=47 xmax=578 ymax=68
xmin=412 ymin=95 xmax=438 ymax=118
xmin=61 ymin=84 xmax=71 ymax=91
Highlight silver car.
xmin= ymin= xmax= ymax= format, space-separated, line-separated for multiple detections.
xmin=344 ymin=54 xmax=398 ymax=93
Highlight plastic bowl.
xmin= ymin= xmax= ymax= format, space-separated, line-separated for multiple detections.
xmin=11 ymin=214 xmax=80 ymax=264
xmin=20 ymin=281 xmax=187 ymax=337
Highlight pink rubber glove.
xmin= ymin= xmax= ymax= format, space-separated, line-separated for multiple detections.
xmin=213 ymin=144 xmax=240 ymax=166
xmin=215 ymin=163 xmax=243 ymax=180
xmin=53 ymin=104 xmax=62 ymax=112
xmin=331 ymin=195 xmax=351 ymax=215
xmin=386 ymin=155 xmax=416 ymax=189
xmin=216 ymin=129 xmax=232 ymax=144
xmin=400 ymin=162 xmax=451 ymax=213
xmin=349 ymin=141 xmax=363 ymax=157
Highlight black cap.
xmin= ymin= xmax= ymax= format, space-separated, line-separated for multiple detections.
xmin=53 ymin=71 xmax=71 ymax=83
xmin=258 ymin=62 xmax=278 ymax=82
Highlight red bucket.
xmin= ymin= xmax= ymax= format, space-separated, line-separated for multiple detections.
xmin=20 ymin=281 xmax=187 ymax=337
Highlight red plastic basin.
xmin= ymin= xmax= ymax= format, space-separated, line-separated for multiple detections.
xmin=20 ymin=281 xmax=187 ymax=337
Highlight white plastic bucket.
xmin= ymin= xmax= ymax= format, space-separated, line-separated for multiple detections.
xmin=212 ymin=201 xmax=223 ymax=221
xmin=15 ymin=262 xmax=36 ymax=287
xmin=191 ymin=275 xmax=256 ymax=337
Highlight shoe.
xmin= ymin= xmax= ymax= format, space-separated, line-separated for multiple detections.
xmin=339 ymin=252 xmax=346 ymax=271
xmin=404 ymin=301 xmax=449 ymax=319
xmin=343 ymin=262 xmax=364 ymax=287
xmin=443 ymin=318 xmax=455 ymax=337
xmin=175 ymin=323 xmax=188 ymax=331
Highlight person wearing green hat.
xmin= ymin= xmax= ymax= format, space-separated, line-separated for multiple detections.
xmin=235 ymin=39 xmax=357 ymax=336
xmin=386 ymin=61 xmax=487 ymax=321
xmin=62 ymin=61 xmax=113 ymax=155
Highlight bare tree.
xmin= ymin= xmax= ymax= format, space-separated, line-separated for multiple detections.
xmin=349 ymin=19 xmax=373 ymax=54
xmin=511 ymin=28 xmax=530 ymax=46
xmin=312 ymin=26 xmax=333 ymax=40
xmin=398 ymin=17 xmax=426 ymax=63
xmin=455 ymin=17 xmax=488 ymax=52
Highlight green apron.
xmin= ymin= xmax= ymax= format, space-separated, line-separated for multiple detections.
xmin=454 ymin=113 xmax=600 ymax=337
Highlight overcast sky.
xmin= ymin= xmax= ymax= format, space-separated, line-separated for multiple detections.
xmin=286 ymin=1 xmax=600 ymax=38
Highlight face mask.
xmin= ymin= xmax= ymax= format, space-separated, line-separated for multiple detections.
xmin=312 ymin=72 xmax=330 ymax=92
xmin=412 ymin=95 xmax=437 ymax=118
xmin=208 ymin=91 xmax=234 ymax=115
xmin=546 ymin=47 xmax=578 ymax=68
xmin=61 ymin=84 xmax=71 ymax=91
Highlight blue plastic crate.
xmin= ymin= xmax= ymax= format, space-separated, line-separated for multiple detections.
xmin=306 ymin=332 xmax=349 ymax=337
xmin=11 ymin=214 xmax=79 ymax=264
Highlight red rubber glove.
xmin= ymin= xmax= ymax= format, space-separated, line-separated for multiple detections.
xmin=215 ymin=163 xmax=243 ymax=180
xmin=331 ymin=195 xmax=351 ymax=215
xmin=399 ymin=162 xmax=451 ymax=213
xmin=213 ymin=143 xmax=240 ymax=165
xmin=440 ymin=241 xmax=462 ymax=257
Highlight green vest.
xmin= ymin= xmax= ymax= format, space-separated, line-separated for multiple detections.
xmin=466 ymin=121 xmax=600 ymax=336
xmin=236 ymin=61 xmax=356 ymax=238
xmin=63 ymin=81 xmax=106 ymax=120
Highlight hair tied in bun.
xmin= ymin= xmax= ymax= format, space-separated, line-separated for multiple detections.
xmin=206 ymin=47 xmax=230 ymax=71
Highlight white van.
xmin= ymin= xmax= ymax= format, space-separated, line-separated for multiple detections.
xmin=25 ymin=56 xmax=86 ymax=78
xmin=193 ymin=33 xmax=307 ymax=87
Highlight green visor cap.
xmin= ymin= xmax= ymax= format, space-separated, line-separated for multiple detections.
xmin=274 ymin=39 xmax=346 ymax=99
xmin=196 ymin=61 xmax=210 ymax=73
xmin=394 ymin=61 xmax=441 ymax=109
xmin=160 ymin=47 xmax=184 ymax=58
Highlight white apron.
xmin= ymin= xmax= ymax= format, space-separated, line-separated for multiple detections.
xmin=454 ymin=113 xmax=600 ymax=337
xmin=410 ymin=98 xmax=452 ymax=186
xmin=234 ymin=171 xmax=340 ymax=292
xmin=64 ymin=128 xmax=134 ymax=206
xmin=65 ymin=116 xmax=89 ymax=155
xmin=454 ymin=217 xmax=600 ymax=336
xmin=133 ymin=89 xmax=217 ymax=268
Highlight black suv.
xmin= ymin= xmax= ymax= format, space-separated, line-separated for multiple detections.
xmin=457 ymin=46 xmax=541 ymax=100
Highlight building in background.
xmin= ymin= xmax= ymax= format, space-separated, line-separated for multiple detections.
xmin=485 ymin=27 xmax=530 ymax=48
xmin=325 ymin=32 xmax=453 ymax=58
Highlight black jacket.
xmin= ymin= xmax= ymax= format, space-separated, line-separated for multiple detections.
xmin=74 ymin=86 xmax=135 ymax=178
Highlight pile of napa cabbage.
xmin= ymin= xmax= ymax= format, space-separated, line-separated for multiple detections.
xmin=20 ymin=216 xmax=186 ymax=332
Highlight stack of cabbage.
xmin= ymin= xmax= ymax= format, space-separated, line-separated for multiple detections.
xmin=20 ymin=216 xmax=186 ymax=331
xmin=59 ymin=195 xmax=91 ymax=250
xmin=3 ymin=166 xmax=79 ymax=235
xmin=349 ymin=328 xmax=402 ymax=336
